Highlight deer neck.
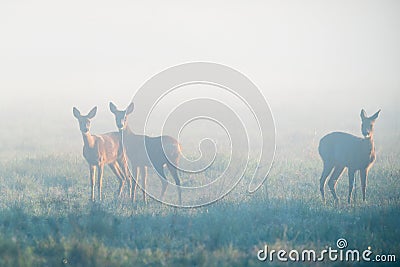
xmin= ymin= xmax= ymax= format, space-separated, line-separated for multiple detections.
xmin=82 ymin=132 xmax=96 ymax=148
xmin=122 ymin=124 xmax=135 ymax=136
xmin=363 ymin=134 xmax=375 ymax=155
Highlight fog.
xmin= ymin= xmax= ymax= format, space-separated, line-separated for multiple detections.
xmin=0 ymin=0 xmax=399 ymax=155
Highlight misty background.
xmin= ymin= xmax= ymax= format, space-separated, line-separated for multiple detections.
xmin=0 ymin=0 xmax=399 ymax=158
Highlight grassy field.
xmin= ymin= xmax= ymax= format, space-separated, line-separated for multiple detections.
xmin=0 ymin=130 xmax=399 ymax=267
xmin=1 ymin=0 xmax=399 ymax=265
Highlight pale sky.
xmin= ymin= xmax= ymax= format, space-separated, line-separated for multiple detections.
xmin=0 ymin=0 xmax=399 ymax=140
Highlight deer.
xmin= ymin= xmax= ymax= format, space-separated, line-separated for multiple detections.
xmin=319 ymin=109 xmax=381 ymax=204
xmin=73 ymin=106 xmax=132 ymax=202
xmin=109 ymin=102 xmax=182 ymax=205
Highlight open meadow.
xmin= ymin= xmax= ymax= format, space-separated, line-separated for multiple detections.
xmin=0 ymin=115 xmax=398 ymax=266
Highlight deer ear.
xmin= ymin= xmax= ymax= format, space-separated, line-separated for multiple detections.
xmin=360 ymin=109 xmax=367 ymax=120
xmin=109 ymin=102 xmax=117 ymax=114
xmin=73 ymin=107 xmax=81 ymax=118
xmin=87 ymin=106 xmax=97 ymax=119
xmin=370 ymin=109 xmax=381 ymax=121
xmin=126 ymin=102 xmax=134 ymax=115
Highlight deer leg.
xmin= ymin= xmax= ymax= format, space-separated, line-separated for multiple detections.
xmin=320 ymin=161 xmax=334 ymax=203
xmin=89 ymin=165 xmax=96 ymax=202
xmin=132 ymin=166 xmax=139 ymax=202
xmin=155 ymin=164 xmax=168 ymax=202
xmin=115 ymin=156 xmax=132 ymax=199
xmin=97 ymin=164 xmax=104 ymax=201
xmin=121 ymin=155 xmax=133 ymax=199
xmin=347 ymin=168 xmax=356 ymax=204
xmin=328 ymin=166 xmax=345 ymax=204
xmin=109 ymin=162 xmax=125 ymax=197
xmin=141 ymin=166 xmax=148 ymax=204
xmin=127 ymin=168 xmax=133 ymax=200
xmin=167 ymin=163 xmax=182 ymax=205
xmin=360 ymin=169 xmax=368 ymax=202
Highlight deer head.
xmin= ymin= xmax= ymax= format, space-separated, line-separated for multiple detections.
xmin=360 ymin=109 xmax=381 ymax=138
xmin=109 ymin=102 xmax=134 ymax=131
xmin=73 ymin=106 xmax=97 ymax=134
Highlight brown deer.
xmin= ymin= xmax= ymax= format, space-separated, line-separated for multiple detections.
xmin=73 ymin=106 xmax=132 ymax=201
xmin=109 ymin=102 xmax=182 ymax=205
xmin=319 ymin=109 xmax=381 ymax=204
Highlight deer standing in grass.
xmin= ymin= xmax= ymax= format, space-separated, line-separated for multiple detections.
xmin=73 ymin=106 xmax=132 ymax=201
xmin=109 ymin=102 xmax=182 ymax=205
xmin=319 ymin=109 xmax=381 ymax=204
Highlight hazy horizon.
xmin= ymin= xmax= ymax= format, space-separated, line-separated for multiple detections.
xmin=0 ymin=0 xmax=399 ymax=156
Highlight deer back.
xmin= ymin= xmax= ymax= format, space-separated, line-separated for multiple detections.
xmin=83 ymin=132 xmax=123 ymax=165
xmin=123 ymin=131 xmax=180 ymax=167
